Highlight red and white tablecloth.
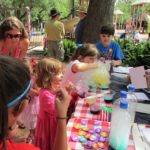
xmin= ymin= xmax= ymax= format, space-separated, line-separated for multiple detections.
xmin=67 ymin=118 xmax=135 ymax=150
xmin=73 ymin=97 xmax=112 ymax=122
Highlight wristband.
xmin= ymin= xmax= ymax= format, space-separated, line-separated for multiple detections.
xmin=56 ymin=116 xmax=68 ymax=120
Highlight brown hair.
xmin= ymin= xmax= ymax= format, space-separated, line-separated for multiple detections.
xmin=0 ymin=55 xmax=30 ymax=149
xmin=0 ymin=16 xmax=28 ymax=39
xmin=36 ymin=58 xmax=63 ymax=89
xmin=71 ymin=44 xmax=99 ymax=61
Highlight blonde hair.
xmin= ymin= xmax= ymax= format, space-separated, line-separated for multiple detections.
xmin=36 ymin=58 xmax=63 ymax=88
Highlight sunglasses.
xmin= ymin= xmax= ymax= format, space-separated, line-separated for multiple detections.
xmin=5 ymin=33 xmax=22 ymax=39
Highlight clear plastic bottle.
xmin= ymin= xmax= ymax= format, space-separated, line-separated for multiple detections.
xmin=127 ymin=84 xmax=137 ymax=123
xmin=113 ymin=91 xmax=128 ymax=106
xmin=109 ymin=100 xmax=131 ymax=150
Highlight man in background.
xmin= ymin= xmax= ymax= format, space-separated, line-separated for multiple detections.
xmin=45 ymin=8 xmax=65 ymax=61
xmin=75 ymin=6 xmax=87 ymax=45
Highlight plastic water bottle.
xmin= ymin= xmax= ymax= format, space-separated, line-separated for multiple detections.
xmin=127 ymin=84 xmax=137 ymax=123
xmin=109 ymin=100 xmax=131 ymax=150
xmin=113 ymin=91 xmax=128 ymax=105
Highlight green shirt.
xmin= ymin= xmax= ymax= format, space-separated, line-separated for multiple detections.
xmin=44 ymin=20 xmax=65 ymax=41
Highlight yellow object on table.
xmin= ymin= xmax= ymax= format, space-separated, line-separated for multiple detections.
xmin=90 ymin=62 xmax=110 ymax=87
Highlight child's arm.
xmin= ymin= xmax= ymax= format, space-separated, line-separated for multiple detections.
xmin=30 ymin=86 xmax=40 ymax=96
xmin=72 ymin=62 xmax=98 ymax=73
xmin=53 ymin=88 xmax=70 ymax=150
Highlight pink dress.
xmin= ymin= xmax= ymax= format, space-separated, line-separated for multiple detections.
xmin=19 ymin=76 xmax=39 ymax=129
xmin=0 ymin=41 xmax=21 ymax=58
xmin=34 ymin=89 xmax=57 ymax=150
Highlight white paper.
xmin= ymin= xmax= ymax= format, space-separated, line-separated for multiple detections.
xmin=142 ymin=128 xmax=150 ymax=143
xmin=129 ymin=66 xmax=147 ymax=89
xmin=134 ymin=92 xmax=149 ymax=101
xmin=113 ymin=66 xmax=133 ymax=74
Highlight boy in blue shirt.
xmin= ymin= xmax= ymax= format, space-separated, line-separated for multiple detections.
xmin=96 ymin=25 xmax=124 ymax=66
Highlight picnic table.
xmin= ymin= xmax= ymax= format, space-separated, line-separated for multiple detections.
xmin=67 ymin=91 xmax=150 ymax=149
xmin=72 ymin=94 xmax=112 ymax=122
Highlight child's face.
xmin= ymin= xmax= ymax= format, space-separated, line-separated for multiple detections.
xmin=52 ymin=72 xmax=63 ymax=89
xmin=100 ymin=34 xmax=113 ymax=46
xmin=82 ymin=56 xmax=97 ymax=63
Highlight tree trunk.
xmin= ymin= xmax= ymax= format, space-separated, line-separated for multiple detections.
xmin=83 ymin=0 xmax=115 ymax=43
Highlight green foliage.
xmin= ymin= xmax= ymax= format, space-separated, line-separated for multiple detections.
xmin=0 ymin=0 xmax=79 ymax=24
xmin=115 ymin=0 xmax=132 ymax=23
xmin=63 ymin=39 xmax=77 ymax=62
xmin=115 ymin=38 xmax=150 ymax=69
xmin=146 ymin=3 xmax=150 ymax=15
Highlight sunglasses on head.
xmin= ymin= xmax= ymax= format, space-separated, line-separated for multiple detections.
xmin=5 ymin=33 xmax=22 ymax=39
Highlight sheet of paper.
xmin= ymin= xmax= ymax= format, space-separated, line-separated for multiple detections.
xmin=142 ymin=128 xmax=150 ymax=144
xmin=129 ymin=66 xmax=147 ymax=89
xmin=113 ymin=66 xmax=133 ymax=74
xmin=134 ymin=92 xmax=149 ymax=101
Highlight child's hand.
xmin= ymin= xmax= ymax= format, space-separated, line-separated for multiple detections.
xmin=65 ymin=81 xmax=74 ymax=94
xmin=99 ymin=57 xmax=105 ymax=62
xmin=55 ymin=88 xmax=70 ymax=117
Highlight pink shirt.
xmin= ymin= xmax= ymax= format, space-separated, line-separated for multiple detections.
xmin=38 ymin=88 xmax=56 ymax=118
xmin=35 ymin=88 xmax=57 ymax=150
xmin=0 ymin=41 xmax=21 ymax=58
xmin=62 ymin=60 xmax=90 ymax=91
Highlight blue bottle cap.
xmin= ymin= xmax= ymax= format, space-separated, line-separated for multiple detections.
xmin=120 ymin=100 xmax=128 ymax=109
xmin=128 ymin=84 xmax=135 ymax=92
xmin=120 ymin=91 xmax=127 ymax=98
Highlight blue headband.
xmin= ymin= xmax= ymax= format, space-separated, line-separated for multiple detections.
xmin=7 ymin=80 xmax=32 ymax=107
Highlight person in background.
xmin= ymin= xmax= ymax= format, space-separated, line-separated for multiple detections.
xmin=75 ymin=6 xmax=87 ymax=45
xmin=96 ymin=25 xmax=124 ymax=66
xmin=44 ymin=8 xmax=65 ymax=61
xmin=0 ymin=16 xmax=29 ymax=59
xmin=0 ymin=55 xmax=69 ymax=150
xmin=19 ymin=58 xmax=40 ymax=144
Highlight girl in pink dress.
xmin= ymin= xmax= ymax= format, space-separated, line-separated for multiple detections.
xmin=34 ymin=58 xmax=64 ymax=150
xmin=19 ymin=58 xmax=40 ymax=143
